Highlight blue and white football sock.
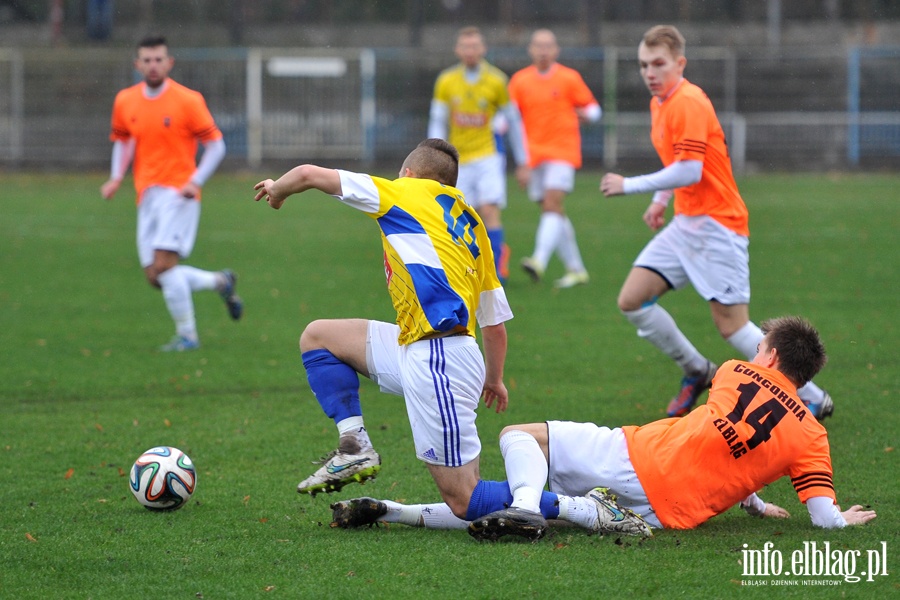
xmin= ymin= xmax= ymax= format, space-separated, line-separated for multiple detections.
xmin=501 ymin=429 xmax=548 ymax=514
xmin=301 ymin=348 xmax=365 ymax=433
xmin=157 ymin=267 xmax=197 ymax=342
xmin=624 ymin=304 xmax=708 ymax=375
xmin=381 ymin=500 xmax=469 ymax=529
xmin=487 ymin=228 xmax=505 ymax=281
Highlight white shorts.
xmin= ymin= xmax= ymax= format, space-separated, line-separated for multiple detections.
xmin=136 ymin=186 xmax=200 ymax=268
xmin=457 ymin=154 xmax=507 ymax=209
xmin=365 ymin=320 xmax=485 ymax=467
xmin=634 ymin=214 xmax=751 ymax=305
xmin=547 ymin=421 xmax=662 ymax=529
xmin=528 ymin=161 xmax=576 ymax=202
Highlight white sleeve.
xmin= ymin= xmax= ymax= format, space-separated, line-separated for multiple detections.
xmin=740 ymin=493 xmax=767 ymax=517
xmin=500 ymin=102 xmax=528 ymax=167
xmin=807 ymin=496 xmax=847 ymax=529
xmin=335 ymin=170 xmax=381 ymax=213
xmin=476 ymin=287 xmax=514 ymax=327
xmin=622 ymin=160 xmax=703 ymax=195
xmin=651 ymin=189 xmax=674 ymax=206
xmin=581 ymin=102 xmax=602 ymax=123
xmin=110 ymin=138 xmax=135 ymax=181
xmin=190 ymin=138 xmax=226 ymax=186
xmin=428 ymin=100 xmax=449 ymax=140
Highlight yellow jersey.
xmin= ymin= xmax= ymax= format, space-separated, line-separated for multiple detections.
xmin=336 ymin=170 xmax=512 ymax=345
xmin=432 ymin=61 xmax=510 ymax=164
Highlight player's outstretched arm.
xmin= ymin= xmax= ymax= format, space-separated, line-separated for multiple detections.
xmin=253 ymin=165 xmax=342 ymax=210
xmin=841 ymin=505 xmax=877 ymax=526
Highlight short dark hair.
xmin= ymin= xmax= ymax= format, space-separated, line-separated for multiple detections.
xmin=138 ymin=34 xmax=168 ymax=50
xmin=401 ymin=138 xmax=459 ymax=186
xmin=760 ymin=316 xmax=827 ymax=387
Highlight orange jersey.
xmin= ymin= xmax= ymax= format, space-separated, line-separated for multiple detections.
xmin=623 ymin=360 xmax=835 ymax=530
xmin=508 ymin=64 xmax=597 ymax=169
xmin=110 ymin=79 xmax=222 ymax=203
xmin=650 ymin=79 xmax=748 ymax=235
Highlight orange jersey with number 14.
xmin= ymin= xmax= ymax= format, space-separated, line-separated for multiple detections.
xmin=623 ymin=359 xmax=835 ymax=530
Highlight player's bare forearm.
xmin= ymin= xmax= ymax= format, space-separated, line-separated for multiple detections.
xmin=253 ymin=165 xmax=342 ymax=209
xmin=100 ymin=179 xmax=120 ymax=200
xmin=480 ymin=323 xmax=509 ymax=413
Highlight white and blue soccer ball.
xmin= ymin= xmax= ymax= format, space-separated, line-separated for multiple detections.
xmin=129 ymin=446 xmax=197 ymax=511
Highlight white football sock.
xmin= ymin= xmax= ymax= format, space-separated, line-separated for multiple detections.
xmin=797 ymin=380 xmax=826 ymax=405
xmin=177 ymin=265 xmax=220 ymax=292
xmin=532 ymin=212 xmax=565 ymax=268
xmin=726 ymin=321 xmax=763 ymax=360
xmin=336 ymin=416 xmax=373 ymax=450
xmin=381 ymin=500 xmax=469 ymax=529
xmin=557 ymin=216 xmax=586 ymax=273
xmin=624 ymin=304 xmax=707 ymax=374
xmin=157 ymin=267 xmax=197 ymax=341
xmin=557 ymin=495 xmax=598 ymax=530
xmin=500 ymin=430 xmax=547 ymax=514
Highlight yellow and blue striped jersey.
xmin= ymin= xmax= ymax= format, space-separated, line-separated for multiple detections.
xmin=336 ymin=170 xmax=513 ymax=345
xmin=433 ymin=61 xmax=510 ymax=163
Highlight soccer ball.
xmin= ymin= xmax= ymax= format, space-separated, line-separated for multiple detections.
xmin=129 ymin=446 xmax=197 ymax=511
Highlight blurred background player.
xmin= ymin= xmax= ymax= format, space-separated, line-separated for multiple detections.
xmin=254 ymin=139 xmax=556 ymax=527
xmin=100 ymin=34 xmax=241 ymax=352
xmin=428 ymin=26 xmax=528 ymax=285
xmin=332 ymin=317 xmax=875 ymax=541
xmin=509 ymin=29 xmax=601 ymax=289
xmin=600 ymin=25 xmax=832 ymax=418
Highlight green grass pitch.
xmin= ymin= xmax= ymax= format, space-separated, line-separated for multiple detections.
xmin=1 ymin=171 xmax=897 ymax=598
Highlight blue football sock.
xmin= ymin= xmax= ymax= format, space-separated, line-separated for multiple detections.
xmin=301 ymin=349 xmax=362 ymax=424
xmin=465 ymin=480 xmax=561 ymax=520
xmin=487 ymin=228 xmax=505 ymax=280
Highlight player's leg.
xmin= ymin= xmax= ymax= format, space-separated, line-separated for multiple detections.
xmin=296 ymin=318 xmax=380 ymax=495
xmin=471 ymin=155 xmax=509 ymax=284
xmin=624 ymin=218 xmax=720 ymax=414
xmin=521 ymin=164 xmax=551 ymax=281
xmin=539 ymin=162 xmax=588 ymax=288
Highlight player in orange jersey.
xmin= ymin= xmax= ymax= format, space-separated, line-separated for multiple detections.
xmin=331 ymin=317 xmax=876 ymax=541
xmin=101 ymin=35 xmax=241 ymax=352
xmin=509 ymin=29 xmax=601 ymax=289
xmin=601 ymin=25 xmax=832 ymax=418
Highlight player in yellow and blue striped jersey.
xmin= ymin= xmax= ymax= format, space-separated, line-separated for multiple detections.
xmin=429 ymin=27 xmax=528 ymax=284
xmin=254 ymin=139 xmax=557 ymax=526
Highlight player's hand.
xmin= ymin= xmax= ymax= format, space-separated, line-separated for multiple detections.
xmin=181 ymin=181 xmax=201 ymax=199
xmin=253 ymin=179 xmax=286 ymax=210
xmin=841 ymin=505 xmax=877 ymax=525
xmin=481 ymin=381 xmax=508 ymax=414
xmin=600 ymin=173 xmax=625 ymax=196
xmin=100 ymin=179 xmax=120 ymax=200
xmin=762 ymin=503 xmax=791 ymax=519
xmin=515 ymin=165 xmax=530 ymax=190
xmin=643 ymin=201 xmax=667 ymax=231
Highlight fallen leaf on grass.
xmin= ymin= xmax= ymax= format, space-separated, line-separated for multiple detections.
xmin=64 ymin=468 xmax=74 ymax=479
xmin=25 ymin=533 xmax=37 ymax=542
